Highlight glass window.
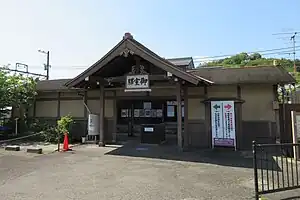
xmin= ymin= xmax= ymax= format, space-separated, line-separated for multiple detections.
xmin=144 ymin=102 xmax=151 ymax=109
xmin=167 ymin=105 xmax=175 ymax=117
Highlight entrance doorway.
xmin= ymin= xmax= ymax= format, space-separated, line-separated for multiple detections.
xmin=116 ymin=99 xmax=184 ymax=143
xmin=117 ymin=100 xmax=164 ymax=138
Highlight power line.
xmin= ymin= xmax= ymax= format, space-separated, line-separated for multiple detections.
xmin=0 ymin=65 xmax=47 ymax=79
xmin=260 ymin=49 xmax=300 ymax=56
xmin=193 ymin=46 xmax=300 ymax=60
xmin=291 ymin=33 xmax=297 ymax=72
xmin=273 ymin=32 xmax=299 ymax=72
xmin=27 ymin=49 xmax=300 ymax=70
xmin=38 ymin=50 xmax=50 ymax=80
xmin=25 ymin=47 xmax=300 ymax=69
xmin=272 ymin=31 xmax=300 ymax=36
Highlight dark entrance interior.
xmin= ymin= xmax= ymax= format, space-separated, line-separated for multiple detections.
xmin=116 ymin=99 xmax=184 ymax=143
xmin=117 ymin=100 xmax=164 ymax=137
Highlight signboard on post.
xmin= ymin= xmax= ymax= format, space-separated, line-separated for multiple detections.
xmin=211 ymin=101 xmax=236 ymax=149
xmin=291 ymin=111 xmax=300 ymax=159
xmin=125 ymin=74 xmax=151 ymax=92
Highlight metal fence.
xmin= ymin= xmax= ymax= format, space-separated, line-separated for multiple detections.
xmin=253 ymin=141 xmax=300 ymax=200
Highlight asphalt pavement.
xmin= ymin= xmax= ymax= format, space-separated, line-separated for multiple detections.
xmin=0 ymin=143 xmax=298 ymax=200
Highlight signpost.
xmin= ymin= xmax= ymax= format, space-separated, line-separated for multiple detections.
xmin=125 ymin=74 xmax=151 ymax=92
xmin=211 ymin=101 xmax=236 ymax=149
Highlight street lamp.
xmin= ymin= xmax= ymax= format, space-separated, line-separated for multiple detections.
xmin=38 ymin=49 xmax=50 ymax=80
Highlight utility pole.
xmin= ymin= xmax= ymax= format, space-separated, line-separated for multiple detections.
xmin=38 ymin=50 xmax=50 ymax=80
xmin=291 ymin=32 xmax=297 ymax=73
xmin=46 ymin=51 xmax=50 ymax=80
xmin=272 ymin=31 xmax=299 ymax=72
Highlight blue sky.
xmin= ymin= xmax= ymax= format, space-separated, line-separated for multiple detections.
xmin=0 ymin=0 xmax=299 ymax=79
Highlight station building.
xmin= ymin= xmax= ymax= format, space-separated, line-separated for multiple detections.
xmin=31 ymin=33 xmax=295 ymax=150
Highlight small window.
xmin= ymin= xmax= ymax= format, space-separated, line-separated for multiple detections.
xmin=167 ymin=105 xmax=175 ymax=117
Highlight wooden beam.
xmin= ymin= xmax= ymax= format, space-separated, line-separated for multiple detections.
xmin=176 ymin=82 xmax=183 ymax=149
xmin=103 ymin=74 xmax=170 ymax=83
xmin=237 ymin=85 xmax=241 ymax=98
xmin=89 ymin=76 xmax=108 ymax=84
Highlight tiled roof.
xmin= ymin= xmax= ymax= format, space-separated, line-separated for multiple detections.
xmin=36 ymin=66 xmax=295 ymax=91
xmin=188 ymin=66 xmax=295 ymax=85
xmin=167 ymin=57 xmax=193 ymax=66
xmin=36 ymin=79 xmax=71 ymax=91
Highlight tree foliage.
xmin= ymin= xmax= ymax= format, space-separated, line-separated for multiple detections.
xmin=57 ymin=115 xmax=73 ymax=135
xmin=202 ymin=53 xmax=300 ymax=68
xmin=200 ymin=53 xmax=300 ymax=84
xmin=0 ymin=70 xmax=37 ymax=118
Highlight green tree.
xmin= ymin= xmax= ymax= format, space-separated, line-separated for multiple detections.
xmin=0 ymin=70 xmax=37 ymax=119
xmin=249 ymin=53 xmax=262 ymax=60
xmin=200 ymin=53 xmax=300 ymax=85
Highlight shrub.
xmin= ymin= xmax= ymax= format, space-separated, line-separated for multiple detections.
xmin=57 ymin=115 xmax=74 ymax=142
xmin=26 ymin=115 xmax=74 ymax=143
xmin=27 ymin=119 xmax=58 ymax=143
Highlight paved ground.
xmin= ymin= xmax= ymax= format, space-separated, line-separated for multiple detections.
xmin=0 ymin=141 xmax=299 ymax=200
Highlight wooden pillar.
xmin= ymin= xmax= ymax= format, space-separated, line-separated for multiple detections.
xmin=57 ymin=92 xmax=61 ymax=119
xmin=83 ymin=91 xmax=88 ymax=137
xmin=273 ymin=85 xmax=280 ymax=139
xmin=204 ymin=85 xmax=212 ymax=148
xmin=112 ymin=91 xmax=117 ymax=143
xmin=183 ymin=85 xmax=189 ymax=148
xmin=236 ymin=85 xmax=242 ymax=150
xmin=99 ymin=85 xmax=105 ymax=146
xmin=84 ymin=91 xmax=88 ymax=118
xmin=176 ymin=82 xmax=183 ymax=149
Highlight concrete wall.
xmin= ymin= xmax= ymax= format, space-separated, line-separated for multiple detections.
xmin=207 ymin=85 xmax=237 ymax=98
xmin=188 ymin=98 xmax=205 ymax=120
xmin=150 ymin=88 xmax=176 ymax=96
xmin=87 ymin=99 xmax=113 ymax=118
xmin=35 ymin=101 xmax=58 ymax=117
xmin=60 ymin=100 xmax=84 ymax=117
xmin=241 ymin=84 xmax=275 ymax=121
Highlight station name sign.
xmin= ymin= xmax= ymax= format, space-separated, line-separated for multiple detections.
xmin=125 ymin=74 xmax=151 ymax=92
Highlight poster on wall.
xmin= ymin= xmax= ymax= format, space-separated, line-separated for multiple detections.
xmin=156 ymin=109 xmax=163 ymax=117
xmin=211 ymin=101 xmax=236 ymax=149
xmin=134 ymin=109 xmax=140 ymax=117
xmin=121 ymin=109 xmax=128 ymax=118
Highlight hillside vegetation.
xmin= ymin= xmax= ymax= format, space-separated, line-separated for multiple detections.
xmin=200 ymin=52 xmax=300 ymax=84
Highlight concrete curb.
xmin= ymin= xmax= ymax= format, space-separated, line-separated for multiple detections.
xmin=26 ymin=148 xmax=43 ymax=154
xmin=5 ymin=145 xmax=20 ymax=151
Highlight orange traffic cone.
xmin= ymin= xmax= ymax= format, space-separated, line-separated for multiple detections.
xmin=63 ymin=132 xmax=71 ymax=151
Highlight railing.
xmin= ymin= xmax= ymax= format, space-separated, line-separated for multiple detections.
xmin=253 ymin=141 xmax=300 ymax=200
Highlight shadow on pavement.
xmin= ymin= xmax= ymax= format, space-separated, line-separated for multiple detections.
xmin=280 ymin=196 xmax=300 ymax=200
xmin=105 ymin=139 xmax=256 ymax=169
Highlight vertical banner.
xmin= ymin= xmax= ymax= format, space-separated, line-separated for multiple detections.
xmin=211 ymin=101 xmax=223 ymax=148
xmin=211 ymin=101 xmax=236 ymax=148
